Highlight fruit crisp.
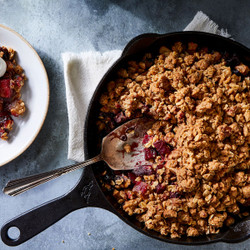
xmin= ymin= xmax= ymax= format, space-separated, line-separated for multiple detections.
xmin=98 ymin=41 xmax=250 ymax=238
xmin=0 ymin=46 xmax=26 ymax=140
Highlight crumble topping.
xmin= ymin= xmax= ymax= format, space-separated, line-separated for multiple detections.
xmin=98 ymin=42 xmax=250 ymax=238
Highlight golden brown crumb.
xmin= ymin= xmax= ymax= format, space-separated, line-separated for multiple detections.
xmin=124 ymin=144 xmax=132 ymax=153
xmin=98 ymin=41 xmax=250 ymax=238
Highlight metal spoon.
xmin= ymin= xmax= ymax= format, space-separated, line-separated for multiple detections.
xmin=4 ymin=118 xmax=154 ymax=196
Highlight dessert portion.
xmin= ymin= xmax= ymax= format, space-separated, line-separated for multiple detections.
xmin=0 ymin=46 xmax=26 ymax=140
xmin=97 ymin=42 xmax=250 ymax=238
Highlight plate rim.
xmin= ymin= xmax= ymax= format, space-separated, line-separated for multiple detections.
xmin=0 ymin=23 xmax=50 ymax=167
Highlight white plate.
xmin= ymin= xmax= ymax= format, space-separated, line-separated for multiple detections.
xmin=0 ymin=24 xmax=49 ymax=166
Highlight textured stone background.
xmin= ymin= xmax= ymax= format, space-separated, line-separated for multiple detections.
xmin=0 ymin=0 xmax=249 ymax=249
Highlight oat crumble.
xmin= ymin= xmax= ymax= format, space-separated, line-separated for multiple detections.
xmin=98 ymin=42 xmax=250 ymax=238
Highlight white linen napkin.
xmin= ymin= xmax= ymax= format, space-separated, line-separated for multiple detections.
xmin=62 ymin=11 xmax=230 ymax=162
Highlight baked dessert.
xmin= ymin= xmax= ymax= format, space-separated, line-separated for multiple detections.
xmin=0 ymin=45 xmax=26 ymax=140
xmin=97 ymin=42 xmax=250 ymax=238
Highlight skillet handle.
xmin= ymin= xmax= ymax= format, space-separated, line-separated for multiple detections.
xmin=1 ymin=193 xmax=81 ymax=246
xmin=122 ymin=33 xmax=162 ymax=57
xmin=1 ymin=168 xmax=115 ymax=246
xmin=221 ymin=217 xmax=250 ymax=243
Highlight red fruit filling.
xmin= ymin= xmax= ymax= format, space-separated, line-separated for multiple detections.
xmin=156 ymin=164 xmax=164 ymax=170
xmin=155 ymin=184 xmax=165 ymax=194
xmin=0 ymin=46 xmax=26 ymax=140
xmin=153 ymin=140 xmax=171 ymax=156
xmin=127 ymin=172 xmax=137 ymax=184
xmin=144 ymin=147 xmax=157 ymax=160
xmin=114 ymin=111 xmax=128 ymax=124
xmin=132 ymin=164 xmax=153 ymax=176
xmin=0 ymin=79 xmax=12 ymax=98
xmin=132 ymin=181 xmax=148 ymax=195
xmin=142 ymin=134 xmax=152 ymax=144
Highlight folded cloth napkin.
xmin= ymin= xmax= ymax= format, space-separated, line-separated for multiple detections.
xmin=62 ymin=11 xmax=230 ymax=162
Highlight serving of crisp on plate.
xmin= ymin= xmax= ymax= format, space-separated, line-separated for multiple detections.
xmin=0 ymin=24 xmax=49 ymax=166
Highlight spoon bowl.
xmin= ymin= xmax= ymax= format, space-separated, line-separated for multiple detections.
xmin=101 ymin=117 xmax=154 ymax=170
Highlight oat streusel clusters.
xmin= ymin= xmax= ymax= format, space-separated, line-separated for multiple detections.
xmin=0 ymin=46 xmax=26 ymax=140
xmin=98 ymin=42 xmax=250 ymax=238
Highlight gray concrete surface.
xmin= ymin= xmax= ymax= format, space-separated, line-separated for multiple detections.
xmin=0 ymin=0 xmax=249 ymax=249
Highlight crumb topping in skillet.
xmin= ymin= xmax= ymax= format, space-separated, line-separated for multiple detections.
xmin=0 ymin=46 xmax=26 ymax=140
xmin=97 ymin=41 xmax=250 ymax=238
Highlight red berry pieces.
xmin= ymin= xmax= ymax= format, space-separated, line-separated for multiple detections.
xmin=142 ymin=134 xmax=152 ymax=144
xmin=133 ymin=181 xmax=148 ymax=195
xmin=133 ymin=164 xmax=153 ymax=176
xmin=155 ymin=184 xmax=165 ymax=194
xmin=0 ymin=79 xmax=12 ymax=98
xmin=0 ymin=112 xmax=11 ymax=125
xmin=155 ymin=164 xmax=164 ymax=172
xmin=144 ymin=147 xmax=157 ymax=160
xmin=114 ymin=111 xmax=128 ymax=124
xmin=127 ymin=172 xmax=137 ymax=184
xmin=153 ymin=140 xmax=171 ymax=156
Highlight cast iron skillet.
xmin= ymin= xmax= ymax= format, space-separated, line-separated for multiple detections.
xmin=1 ymin=32 xmax=250 ymax=246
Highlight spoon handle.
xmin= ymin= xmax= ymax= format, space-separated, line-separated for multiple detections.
xmin=3 ymin=154 xmax=102 ymax=196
